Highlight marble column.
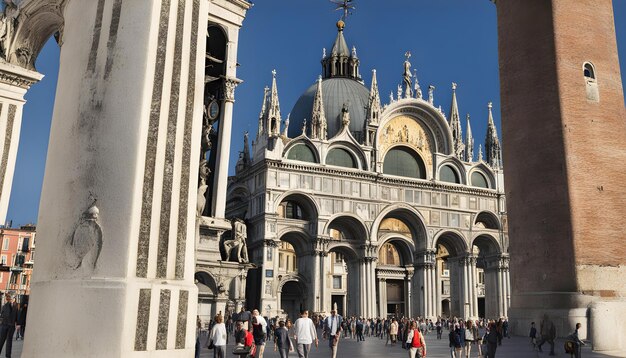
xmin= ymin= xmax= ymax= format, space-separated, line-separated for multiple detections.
xmin=359 ymin=259 xmax=367 ymax=316
xmin=468 ymin=255 xmax=479 ymax=318
xmin=319 ymin=252 xmax=328 ymax=313
xmin=23 ymin=1 xmax=209 ymax=356
xmin=312 ymin=252 xmax=320 ymax=312
xmin=379 ymin=278 xmax=387 ymax=318
xmin=211 ymin=77 xmax=241 ymax=218
xmin=0 ymin=65 xmax=43 ymax=226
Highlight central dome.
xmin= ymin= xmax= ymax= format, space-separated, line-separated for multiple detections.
xmin=289 ymin=78 xmax=370 ymax=141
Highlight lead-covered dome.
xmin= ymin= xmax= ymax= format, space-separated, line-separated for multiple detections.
xmin=289 ymin=78 xmax=369 ymax=141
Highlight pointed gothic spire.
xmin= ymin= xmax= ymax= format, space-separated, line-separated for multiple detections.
xmin=449 ymin=83 xmax=464 ymax=159
xmin=413 ymin=69 xmax=422 ymax=99
xmin=465 ymin=114 xmax=474 ymax=162
xmin=478 ymin=144 xmax=484 ymax=162
xmin=267 ymin=69 xmax=282 ymax=137
xmin=485 ymin=102 xmax=503 ymax=168
xmin=242 ymin=131 xmax=250 ymax=165
xmin=367 ymin=69 xmax=381 ymax=125
xmin=257 ymin=86 xmax=269 ymax=136
xmin=311 ymin=76 xmax=328 ymax=140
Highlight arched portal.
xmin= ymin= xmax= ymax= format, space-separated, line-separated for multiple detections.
xmin=279 ymin=280 xmax=307 ymax=321
xmin=472 ymin=234 xmax=504 ymax=319
xmin=434 ymin=231 xmax=468 ymax=318
xmin=376 ymin=238 xmax=414 ymax=318
xmin=195 ymin=272 xmax=218 ymax=324
xmin=326 ymin=245 xmax=361 ymax=317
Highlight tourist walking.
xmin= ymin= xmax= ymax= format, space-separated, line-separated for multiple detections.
xmin=566 ymin=322 xmax=586 ymax=358
xmin=389 ymin=318 xmax=399 ymax=345
xmin=486 ymin=322 xmax=499 ymax=358
xmin=293 ymin=310 xmax=318 ymax=358
xmin=537 ymin=314 xmax=557 ymax=356
xmin=529 ymin=322 xmax=537 ymax=350
xmin=274 ymin=320 xmax=293 ymax=358
xmin=0 ymin=292 xmax=17 ymax=358
xmin=208 ymin=314 xmax=227 ymax=358
xmin=465 ymin=319 xmax=479 ymax=358
xmin=252 ymin=315 xmax=267 ymax=358
xmin=323 ymin=309 xmax=343 ymax=358
xmin=449 ymin=324 xmax=462 ymax=358
xmin=406 ymin=321 xmax=427 ymax=358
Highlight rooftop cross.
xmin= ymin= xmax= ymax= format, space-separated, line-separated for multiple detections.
xmin=331 ymin=0 xmax=356 ymax=21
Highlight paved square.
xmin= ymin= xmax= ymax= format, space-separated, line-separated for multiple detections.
xmin=196 ymin=330 xmax=626 ymax=358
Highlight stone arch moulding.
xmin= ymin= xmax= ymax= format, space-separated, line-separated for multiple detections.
xmin=324 ymin=142 xmax=367 ymax=171
xmin=377 ymin=233 xmax=415 ymax=265
xmin=282 ymin=137 xmax=320 ymax=163
xmin=323 ymin=212 xmax=370 ymax=241
xmin=378 ymin=100 xmax=454 ymax=155
xmin=470 ymin=233 xmax=503 ymax=256
xmin=327 ymin=242 xmax=361 ymax=261
xmin=6 ymin=0 xmax=66 ymax=71
xmin=274 ymin=191 xmax=321 ymax=220
xmin=370 ymin=202 xmax=428 ymax=248
xmin=431 ymin=229 xmax=469 ymax=257
xmin=437 ymin=157 xmax=467 ymax=185
xmin=277 ymin=274 xmax=308 ymax=295
xmin=474 ymin=210 xmax=501 ymax=230
xmin=468 ymin=163 xmax=496 ymax=189
xmin=277 ymin=228 xmax=313 ymax=256
xmin=381 ymin=144 xmax=430 ymax=180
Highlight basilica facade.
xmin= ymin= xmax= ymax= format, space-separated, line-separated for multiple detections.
xmin=227 ymin=20 xmax=510 ymax=321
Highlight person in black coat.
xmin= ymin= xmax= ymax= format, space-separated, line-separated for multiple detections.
xmin=15 ymin=303 xmax=26 ymax=341
xmin=0 ymin=292 xmax=18 ymax=357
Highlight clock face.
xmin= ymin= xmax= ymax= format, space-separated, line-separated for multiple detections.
xmin=208 ymin=100 xmax=220 ymax=120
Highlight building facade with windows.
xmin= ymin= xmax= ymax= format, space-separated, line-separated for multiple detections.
xmin=0 ymin=225 xmax=36 ymax=303
xmin=227 ymin=20 xmax=510 ymax=321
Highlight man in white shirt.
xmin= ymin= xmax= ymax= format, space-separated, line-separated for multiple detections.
xmin=323 ymin=310 xmax=343 ymax=358
xmin=293 ymin=310 xmax=318 ymax=358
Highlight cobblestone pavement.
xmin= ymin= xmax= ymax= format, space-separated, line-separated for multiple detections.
xmin=4 ymin=332 xmax=625 ymax=357
xmin=198 ymin=330 xmax=626 ymax=358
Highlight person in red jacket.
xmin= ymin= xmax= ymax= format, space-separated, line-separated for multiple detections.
xmin=405 ymin=321 xmax=427 ymax=358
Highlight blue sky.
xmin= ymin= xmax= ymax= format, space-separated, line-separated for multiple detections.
xmin=6 ymin=1 xmax=626 ymax=226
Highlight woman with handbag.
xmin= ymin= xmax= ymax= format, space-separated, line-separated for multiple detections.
xmin=406 ymin=321 xmax=427 ymax=358
xmin=209 ymin=314 xmax=227 ymax=358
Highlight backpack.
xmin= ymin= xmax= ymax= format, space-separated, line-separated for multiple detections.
xmin=454 ymin=332 xmax=462 ymax=347
xmin=411 ymin=329 xmax=422 ymax=348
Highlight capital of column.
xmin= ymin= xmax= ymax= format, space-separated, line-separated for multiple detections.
xmin=0 ymin=63 xmax=43 ymax=91
xmin=222 ymin=76 xmax=242 ymax=102
xmin=361 ymin=243 xmax=379 ymax=258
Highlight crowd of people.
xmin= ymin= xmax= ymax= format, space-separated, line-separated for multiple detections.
xmin=197 ymin=308 xmax=586 ymax=358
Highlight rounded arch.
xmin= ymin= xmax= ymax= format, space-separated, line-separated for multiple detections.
xmin=377 ymin=234 xmax=415 ymax=266
xmin=206 ymin=24 xmax=228 ymax=79
xmin=382 ymin=145 xmax=427 ymax=180
xmin=474 ymin=211 xmax=501 ymax=230
xmin=432 ymin=230 xmax=469 ymax=257
xmin=327 ymin=242 xmax=360 ymax=262
xmin=325 ymin=142 xmax=367 ymax=170
xmin=275 ymin=191 xmax=320 ymax=221
xmin=195 ymin=271 xmax=218 ymax=296
xmin=471 ymin=233 xmax=502 ymax=256
xmin=277 ymin=274 xmax=308 ymax=294
xmin=324 ymin=213 xmax=369 ymax=241
xmin=283 ymin=138 xmax=320 ymax=164
xmin=378 ymin=100 xmax=453 ymax=155
xmin=9 ymin=2 xmax=64 ymax=70
xmin=437 ymin=157 xmax=467 ymax=185
xmin=277 ymin=229 xmax=313 ymax=257
xmin=370 ymin=203 xmax=428 ymax=248
xmin=583 ymin=61 xmax=596 ymax=80
xmin=468 ymin=163 xmax=496 ymax=189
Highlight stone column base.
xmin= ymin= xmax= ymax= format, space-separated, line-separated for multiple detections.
xmin=509 ymin=299 xmax=626 ymax=352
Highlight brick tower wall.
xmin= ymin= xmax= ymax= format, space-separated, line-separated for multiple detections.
xmin=497 ymin=0 xmax=626 ymax=309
